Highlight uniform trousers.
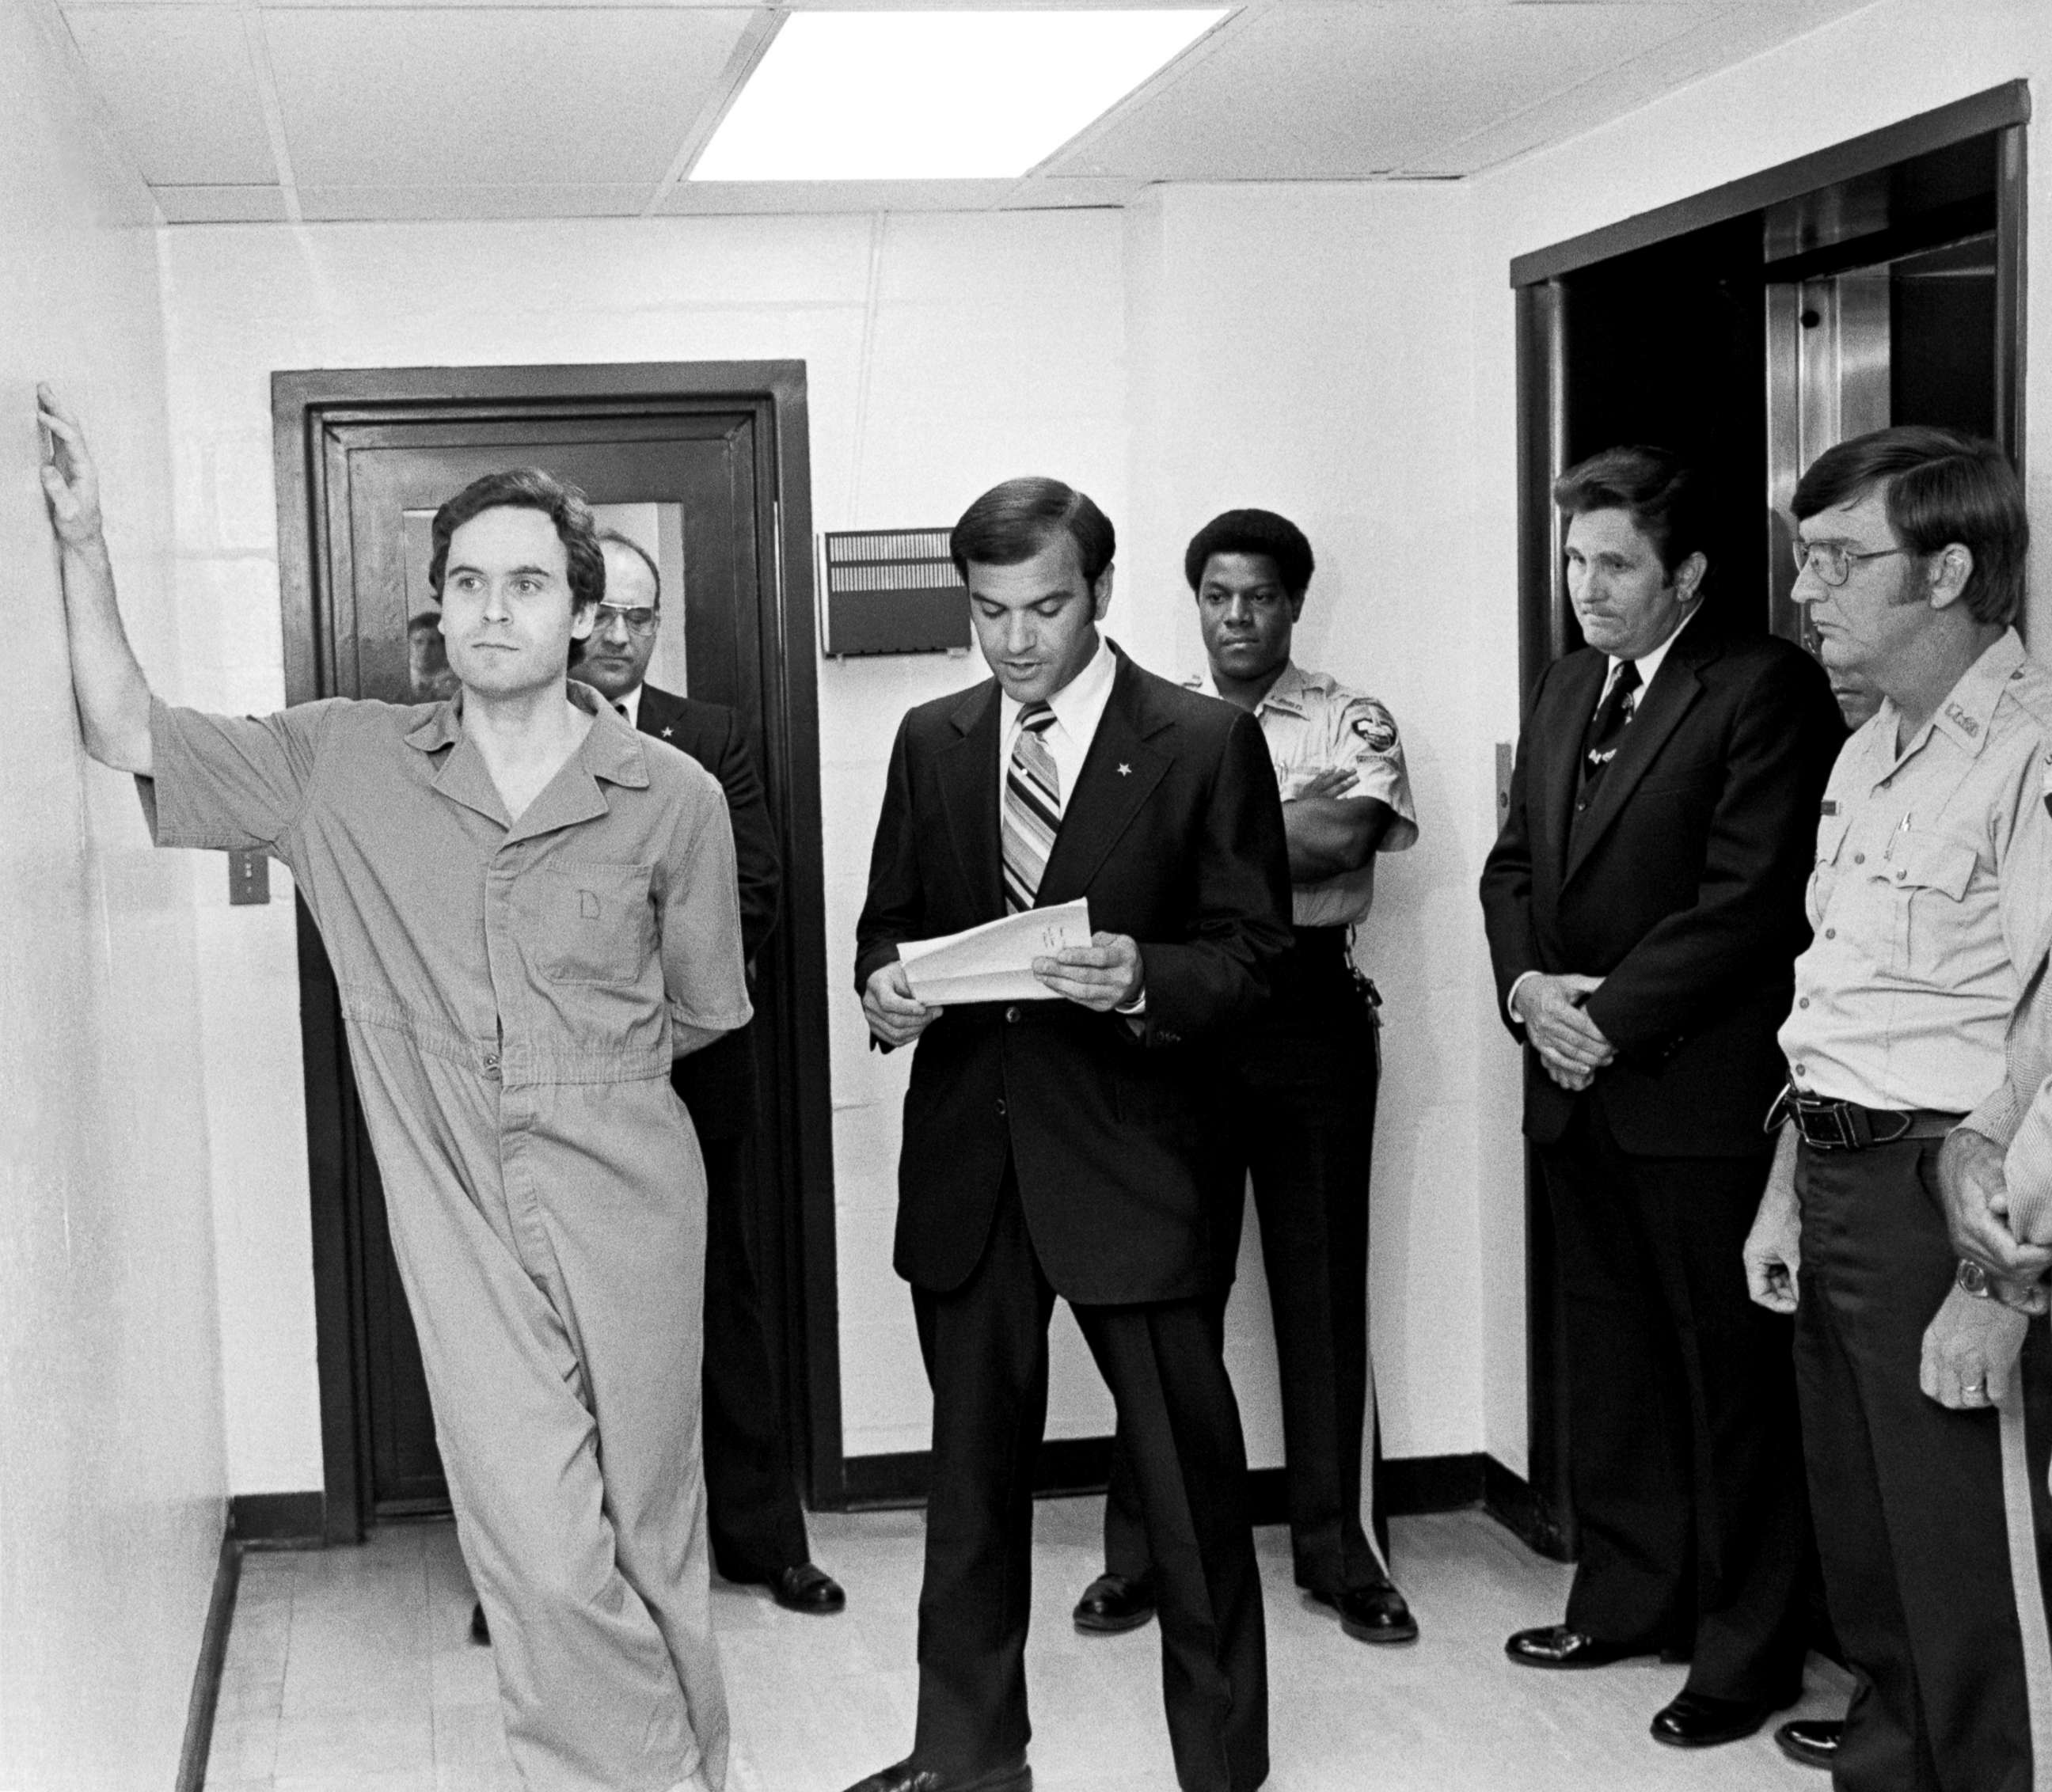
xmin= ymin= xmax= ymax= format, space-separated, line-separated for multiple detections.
xmin=1103 ymin=932 xmax=1388 ymax=1595
xmin=695 ymin=1127 xmax=812 ymax=1583
xmin=1795 ymin=1138 xmax=2052 ymax=1792
xmin=1535 ymin=1095 xmax=1810 ymax=1703
xmin=910 ymin=1163 xmax=1269 ymax=1792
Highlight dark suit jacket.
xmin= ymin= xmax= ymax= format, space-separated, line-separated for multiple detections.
xmin=1478 ymin=616 xmax=1844 ymax=1156
xmin=854 ymin=647 xmax=1292 ymax=1305
xmin=636 ymin=681 xmax=781 ymax=1140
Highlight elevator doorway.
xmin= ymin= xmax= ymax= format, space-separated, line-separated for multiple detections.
xmin=1506 ymin=84 xmax=2028 ymax=1556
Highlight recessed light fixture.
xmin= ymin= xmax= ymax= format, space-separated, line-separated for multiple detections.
xmin=690 ymin=8 xmax=1227 ymax=182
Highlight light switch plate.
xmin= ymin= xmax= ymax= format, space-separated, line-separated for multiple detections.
xmin=228 ymin=849 xmax=271 ymax=906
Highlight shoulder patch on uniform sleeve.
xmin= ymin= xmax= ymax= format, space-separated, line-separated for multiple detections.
xmin=1350 ymin=707 xmax=1399 ymax=753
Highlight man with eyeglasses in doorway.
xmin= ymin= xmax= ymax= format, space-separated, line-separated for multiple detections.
xmin=538 ymin=528 xmax=847 ymax=1623
xmin=1744 ymin=427 xmax=2052 ymax=1788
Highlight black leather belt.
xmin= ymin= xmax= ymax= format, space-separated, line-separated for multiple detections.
xmin=1766 ymin=1084 xmax=1962 ymax=1152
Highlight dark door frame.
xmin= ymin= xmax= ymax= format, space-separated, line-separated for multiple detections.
xmin=1507 ymin=82 xmax=2030 ymax=1558
xmin=271 ymin=360 xmax=841 ymax=1543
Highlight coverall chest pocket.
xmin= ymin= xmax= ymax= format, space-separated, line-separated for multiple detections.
xmin=1885 ymin=830 xmax=1979 ymax=980
xmin=534 ymin=862 xmax=654 ymax=985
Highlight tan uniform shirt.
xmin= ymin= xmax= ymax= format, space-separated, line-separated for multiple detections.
xmin=1780 ymin=629 xmax=2052 ymax=1114
xmin=1187 ymin=661 xmax=1418 ymax=928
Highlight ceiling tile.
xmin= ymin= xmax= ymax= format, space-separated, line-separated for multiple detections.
xmin=153 ymin=184 xmax=291 ymax=222
xmin=260 ymin=7 xmax=754 ymax=187
xmin=1404 ymin=0 xmax=1875 ymax=176
xmin=1054 ymin=2 xmax=1731 ymax=183
xmin=662 ymin=179 xmax=1020 ymax=215
xmin=295 ymin=183 xmax=656 ymax=220
xmin=61 ymin=5 xmax=277 ymax=184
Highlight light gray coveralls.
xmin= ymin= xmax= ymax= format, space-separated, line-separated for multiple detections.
xmin=148 ymin=682 xmax=750 ymax=1791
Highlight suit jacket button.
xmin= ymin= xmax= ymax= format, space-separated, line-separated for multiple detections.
xmin=1575 ymin=799 xmax=1587 ymax=812
xmin=996 ymin=1098 xmax=1008 ymax=1117
xmin=1005 ymin=1005 xmax=1020 ymax=1023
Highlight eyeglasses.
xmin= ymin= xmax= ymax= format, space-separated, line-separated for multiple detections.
xmin=1792 ymin=541 xmax=1906 ymax=588
xmin=593 ymin=603 xmax=659 ymax=636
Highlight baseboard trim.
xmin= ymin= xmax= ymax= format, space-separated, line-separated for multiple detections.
xmin=230 ymin=1490 xmax=325 ymax=1550
xmin=837 ymin=1444 xmax=1537 ymax=1530
xmin=176 ymin=1529 xmax=241 ymax=1792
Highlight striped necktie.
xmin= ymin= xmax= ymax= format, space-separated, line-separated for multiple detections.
xmin=1001 ymin=703 xmax=1062 ymax=913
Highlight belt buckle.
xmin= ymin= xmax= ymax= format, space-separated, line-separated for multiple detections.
xmin=1788 ymin=1091 xmax=1853 ymax=1152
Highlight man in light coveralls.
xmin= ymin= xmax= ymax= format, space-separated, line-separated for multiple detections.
xmin=36 ymin=389 xmax=749 ymax=1792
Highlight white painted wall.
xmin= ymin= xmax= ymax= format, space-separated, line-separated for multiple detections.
xmin=0 ymin=3 xmax=227 ymax=1786
xmin=1462 ymin=0 xmax=2052 ymax=1472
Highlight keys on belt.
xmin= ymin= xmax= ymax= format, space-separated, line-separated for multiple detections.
xmin=1765 ymin=1084 xmax=1962 ymax=1152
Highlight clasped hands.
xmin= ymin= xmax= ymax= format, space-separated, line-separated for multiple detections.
xmin=1514 ymin=971 xmax=1614 ymax=1092
xmin=862 ymin=931 xmax=1144 ymax=1049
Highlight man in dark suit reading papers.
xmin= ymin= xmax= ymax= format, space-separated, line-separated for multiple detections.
xmin=849 ymin=478 xmax=1292 ymax=1792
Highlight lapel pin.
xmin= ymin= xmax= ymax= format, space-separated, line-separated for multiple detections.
xmin=661 ymin=725 xmax=674 ymax=738
xmin=1118 ymin=762 xmax=1132 ymax=776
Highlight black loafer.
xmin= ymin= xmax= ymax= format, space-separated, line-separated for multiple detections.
xmin=840 ymin=1756 xmax=1031 ymax=1792
xmin=1775 ymin=1718 xmax=1842 ymax=1769
xmin=1504 ymin=1623 xmax=1636 ymax=1669
xmin=1312 ymin=1581 xmax=1419 ymax=1645
xmin=1651 ymin=1691 xmax=1780 ymax=1748
xmin=469 ymin=1600 xmax=491 ymax=1646
xmin=1072 ymin=1572 xmax=1156 ymax=1634
xmin=772 ymin=1562 xmax=847 ymax=1615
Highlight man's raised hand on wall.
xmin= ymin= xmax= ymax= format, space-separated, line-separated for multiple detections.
xmin=39 ymin=385 xmax=102 ymax=547
xmin=36 ymin=386 xmax=154 ymax=774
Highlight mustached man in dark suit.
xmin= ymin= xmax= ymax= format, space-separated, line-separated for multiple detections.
xmin=849 ymin=479 xmax=1292 ymax=1792
xmin=1479 ymin=447 xmax=1843 ymax=1750
xmin=565 ymin=528 xmax=845 ymax=1618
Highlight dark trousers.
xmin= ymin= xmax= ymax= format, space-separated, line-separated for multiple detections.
xmin=1795 ymin=1140 xmax=2052 ymax=1792
xmin=1536 ymin=1096 xmax=1809 ymax=1703
xmin=1104 ymin=940 xmax=1387 ymax=1595
xmin=910 ymin=1167 xmax=1268 ymax=1792
xmin=697 ymin=1129 xmax=811 ymax=1582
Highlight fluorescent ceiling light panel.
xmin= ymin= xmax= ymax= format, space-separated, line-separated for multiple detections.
xmin=692 ymin=9 xmax=1226 ymax=181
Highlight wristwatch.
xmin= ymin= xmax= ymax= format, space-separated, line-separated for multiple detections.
xmin=1957 ymin=1258 xmax=1996 ymax=1300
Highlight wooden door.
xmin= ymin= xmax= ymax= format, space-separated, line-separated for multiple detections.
xmin=274 ymin=366 xmax=838 ymax=1539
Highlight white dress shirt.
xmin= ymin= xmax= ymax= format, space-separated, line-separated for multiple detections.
xmin=995 ymin=634 xmax=1141 ymax=1009
xmin=996 ymin=632 xmax=1118 ymax=816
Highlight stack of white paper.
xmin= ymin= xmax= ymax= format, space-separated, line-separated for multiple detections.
xmin=899 ymin=899 xmax=1093 ymax=1005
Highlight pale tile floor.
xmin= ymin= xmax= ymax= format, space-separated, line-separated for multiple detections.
xmin=203 ymin=1500 xmax=1851 ymax=1792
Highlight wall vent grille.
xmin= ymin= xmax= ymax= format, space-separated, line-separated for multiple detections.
xmin=820 ymin=528 xmax=971 ymax=656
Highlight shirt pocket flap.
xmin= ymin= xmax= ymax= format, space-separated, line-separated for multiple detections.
xmin=1814 ymin=813 xmax=1852 ymax=866
xmin=1890 ymin=833 xmax=1978 ymax=901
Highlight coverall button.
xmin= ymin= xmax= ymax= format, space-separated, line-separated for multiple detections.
xmin=1853 ymin=852 xmax=1866 ymax=864
xmin=1799 ymin=997 xmax=1810 ymax=1009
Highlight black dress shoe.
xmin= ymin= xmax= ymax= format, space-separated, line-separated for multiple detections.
xmin=1312 ymin=1581 xmax=1419 ymax=1645
xmin=771 ymin=1562 xmax=847 ymax=1615
xmin=469 ymin=1601 xmax=490 ymax=1646
xmin=1651 ymin=1690 xmax=1783 ymax=1748
xmin=839 ymin=1756 xmax=1031 ymax=1792
xmin=1504 ymin=1623 xmax=1639 ymax=1668
xmin=1775 ymin=1718 xmax=1842 ymax=1769
xmin=1072 ymin=1572 xmax=1156 ymax=1634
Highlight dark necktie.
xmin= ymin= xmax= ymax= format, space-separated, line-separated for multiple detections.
xmin=1001 ymin=704 xmax=1062 ymax=913
xmin=1582 ymin=660 xmax=1642 ymax=789
xmin=615 ymin=701 xmax=629 ymax=722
